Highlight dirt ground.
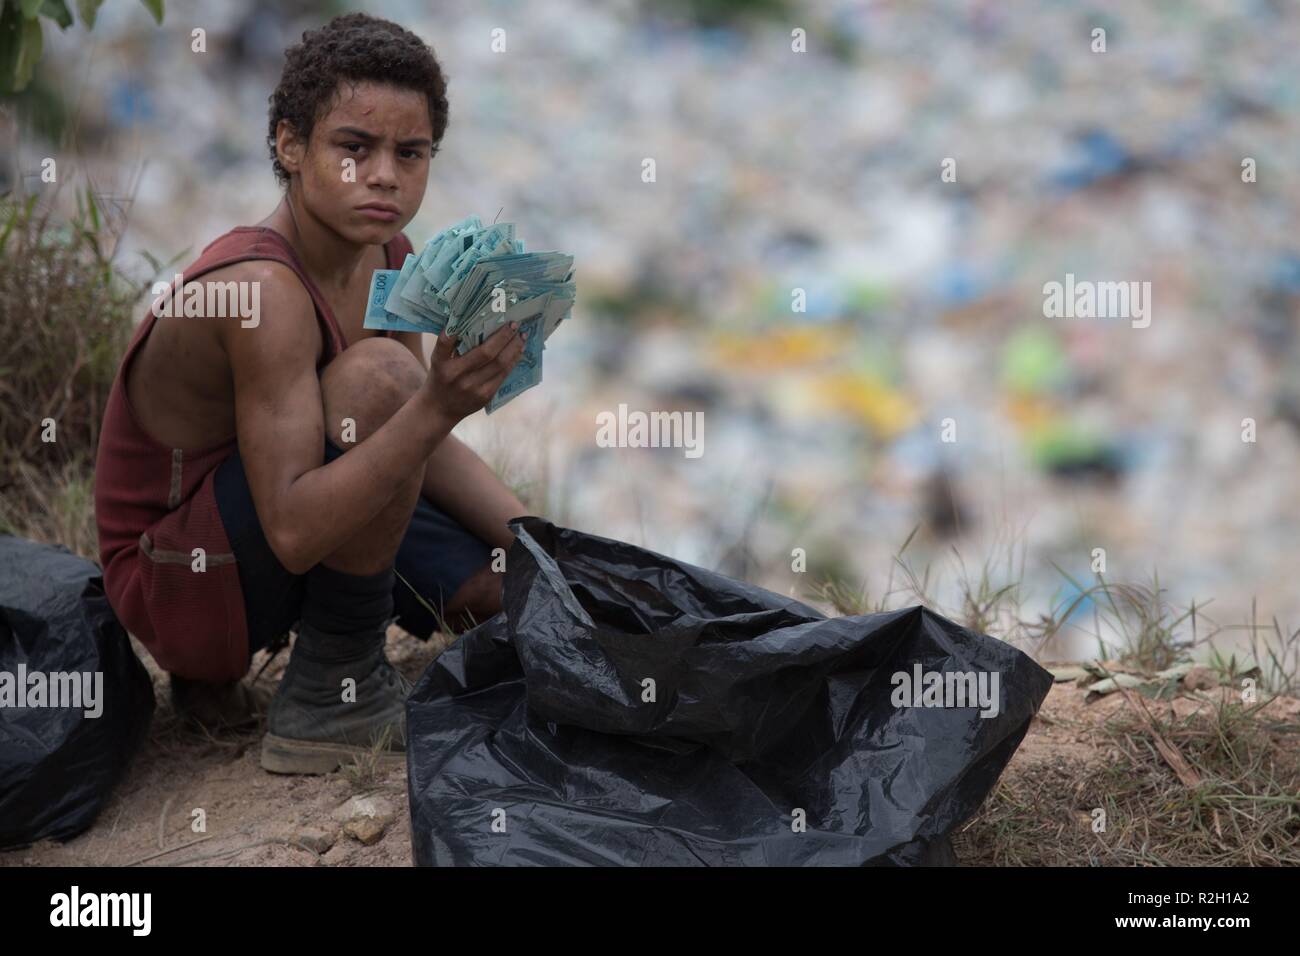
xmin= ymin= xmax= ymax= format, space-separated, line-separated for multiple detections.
xmin=4 ymin=634 xmax=1297 ymax=868
xmin=0 ymin=626 xmax=449 ymax=868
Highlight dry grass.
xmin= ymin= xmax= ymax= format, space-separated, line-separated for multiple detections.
xmin=0 ymin=455 xmax=98 ymax=558
xmin=0 ymin=188 xmax=143 ymax=558
xmin=340 ymin=725 xmax=401 ymax=791
xmin=812 ymin=523 xmax=1299 ymax=696
xmin=814 ymin=522 xmax=1300 ymax=865
xmin=956 ymin=697 xmax=1300 ymax=866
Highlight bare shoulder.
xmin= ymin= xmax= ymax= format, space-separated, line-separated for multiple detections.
xmin=204 ymin=259 xmax=320 ymax=362
xmin=202 ymin=258 xmax=313 ymax=321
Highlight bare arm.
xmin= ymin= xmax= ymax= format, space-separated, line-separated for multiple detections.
xmin=420 ymin=438 xmax=529 ymax=551
xmin=224 ymin=265 xmax=525 ymax=574
xmin=394 ymin=331 xmax=530 ymax=551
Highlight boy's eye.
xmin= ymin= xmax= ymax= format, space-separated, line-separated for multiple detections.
xmin=343 ymin=143 xmax=365 ymax=153
xmin=400 ymin=148 xmax=425 ymax=160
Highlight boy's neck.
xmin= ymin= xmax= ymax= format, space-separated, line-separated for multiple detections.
xmin=263 ymin=190 xmax=370 ymax=292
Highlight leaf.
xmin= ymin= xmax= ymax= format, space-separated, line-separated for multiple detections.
xmin=85 ymin=185 xmax=99 ymax=231
xmin=74 ymin=0 xmax=100 ymax=29
xmin=0 ymin=201 xmax=19 ymax=258
xmin=40 ymin=0 xmax=72 ymax=29
xmin=1081 ymin=661 xmax=1111 ymax=681
xmin=139 ymin=245 xmax=187 ymax=275
xmin=12 ymin=11 xmax=42 ymax=92
xmin=1047 ymin=665 xmax=1090 ymax=684
xmin=1136 ymin=678 xmax=1182 ymax=701
xmin=138 ymin=0 xmax=163 ymax=25
xmin=21 ymin=0 xmax=46 ymax=19
xmin=1084 ymin=672 xmax=1148 ymax=700
xmin=0 ymin=1 xmax=25 ymax=93
xmin=1153 ymin=662 xmax=1194 ymax=681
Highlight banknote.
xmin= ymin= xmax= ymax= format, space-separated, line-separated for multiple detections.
xmin=485 ymin=313 xmax=546 ymax=414
xmin=362 ymin=268 xmax=429 ymax=333
xmin=359 ymin=214 xmax=575 ymax=410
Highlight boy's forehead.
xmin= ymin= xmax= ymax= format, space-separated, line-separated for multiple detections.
xmin=320 ymin=80 xmax=431 ymax=136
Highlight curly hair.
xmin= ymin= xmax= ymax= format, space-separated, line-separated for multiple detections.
xmin=267 ymin=13 xmax=449 ymax=186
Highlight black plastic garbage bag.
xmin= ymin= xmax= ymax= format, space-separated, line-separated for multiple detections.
xmin=0 ymin=536 xmax=154 ymax=849
xmin=407 ymin=517 xmax=1053 ymax=866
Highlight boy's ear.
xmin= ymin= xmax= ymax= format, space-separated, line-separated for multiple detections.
xmin=276 ymin=119 xmax=306 ymax=177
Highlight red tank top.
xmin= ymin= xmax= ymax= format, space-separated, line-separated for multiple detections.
xmin=93 ymin=226 xmax=413 ymax=680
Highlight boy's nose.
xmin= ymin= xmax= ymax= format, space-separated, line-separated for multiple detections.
xmin=366 ymin=152 xmax=399 ymax=189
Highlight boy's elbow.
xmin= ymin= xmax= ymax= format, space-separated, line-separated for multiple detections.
xmin=266 ymin=525 xmax=314 ymax=576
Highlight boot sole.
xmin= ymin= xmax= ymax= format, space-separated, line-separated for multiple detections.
xmin=260 ymin=733 xmax=407 ymax=775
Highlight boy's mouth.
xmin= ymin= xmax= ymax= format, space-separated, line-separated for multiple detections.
xmin=356 ymin=201 xmax=401 ymax=222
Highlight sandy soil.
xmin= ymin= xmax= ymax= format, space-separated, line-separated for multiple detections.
xmin=4 ymin=638 xmax=1296 ymax=868
xmin=0 ymin=626 xmax=449 ymax=868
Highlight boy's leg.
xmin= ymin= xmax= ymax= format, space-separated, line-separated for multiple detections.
xmin=261 ymin=337 xmax=429 ymax=774
xmin=176 ymin=447 xmax=308 ymax=733
xmin=445 ymin=566 xmax=505 ymax=632
xmin=388 ymin=490 xmax=502 ymax=639
xmin=316 ymin=336 xmax=428 ymax=573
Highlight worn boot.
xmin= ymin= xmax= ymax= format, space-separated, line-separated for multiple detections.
xmin=260 ymin=620 xmax=412 ymax=774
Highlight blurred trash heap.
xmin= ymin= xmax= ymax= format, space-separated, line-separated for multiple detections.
xmin=11 ymin=0 xmax=1299 ymax=628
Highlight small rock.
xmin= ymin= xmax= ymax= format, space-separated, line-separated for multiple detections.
xmin=1183 ymin=666 xmax=1219 ymax=691
xmin=321 ymin=842 xmax=352 ymax=866
xmin=331 ymin=794 xmax=395 ymax=828
xmin=291 ymin=826 xmax=338 ymax=854
xmin=344 ymin=816 xmax=388 ymax=845
xmin=329 ymin=794 xmax=396 ymax=847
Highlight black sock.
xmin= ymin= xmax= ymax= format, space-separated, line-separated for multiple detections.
xmin=300 ymin=563 xmax=395 ymax=636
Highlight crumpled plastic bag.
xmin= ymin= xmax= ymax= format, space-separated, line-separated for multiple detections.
xmin=407 ymin=517 xmax=1052 ymax=865
xmin=0 ymin=536 xmax=155 ymax=849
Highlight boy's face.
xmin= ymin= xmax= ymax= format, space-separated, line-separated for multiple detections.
xmin=281 ymin=80 xmax=433 ymax=245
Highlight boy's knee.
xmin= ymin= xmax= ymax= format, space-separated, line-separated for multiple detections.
xmin=320 ymin=338 xmax=425 ymax=445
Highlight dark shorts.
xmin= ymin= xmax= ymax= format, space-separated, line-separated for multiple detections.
xmin=213 ymin=439 xmax=494 ymax=657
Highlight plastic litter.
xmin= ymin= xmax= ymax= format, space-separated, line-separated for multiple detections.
xmin=407 ymin=517 xmax=1053 ymax=866
xmin=0 ymin=536 xmax=155 ymax=850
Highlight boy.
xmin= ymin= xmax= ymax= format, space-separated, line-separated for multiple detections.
xmin=94 ymin=13 xmax=530 ymax=773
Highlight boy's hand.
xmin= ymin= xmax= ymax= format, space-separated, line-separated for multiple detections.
xmin=424 ymin=323 xmax=526 ymax=422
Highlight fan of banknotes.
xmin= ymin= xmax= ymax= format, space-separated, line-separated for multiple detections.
xmin=363 ymin=215 xmax=575 ymax=412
